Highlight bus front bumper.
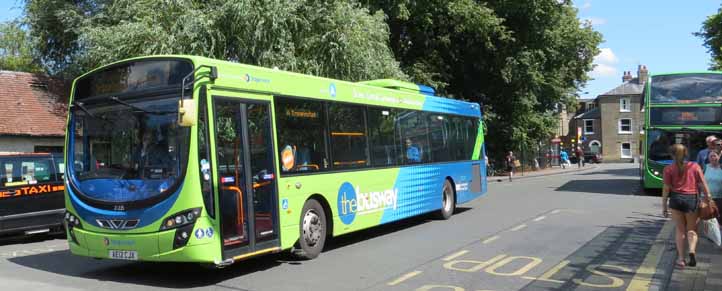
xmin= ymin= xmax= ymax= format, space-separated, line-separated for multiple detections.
xmin=67 ymin=226 xmax=221 ymax=263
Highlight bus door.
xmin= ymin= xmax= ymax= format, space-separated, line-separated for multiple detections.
xmin=0 ymin=155 xmax=65 ymax=234
xmin=212 ymin=96 xmax=280 ymax=259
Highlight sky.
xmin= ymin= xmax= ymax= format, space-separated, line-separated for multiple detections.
xmin=0 ymin=0 xmax=22 ymax=22
xmin=574 ymin=0 xmax=721 ymax=99
xmin=1 ymin=0 xmax=720 ymax=100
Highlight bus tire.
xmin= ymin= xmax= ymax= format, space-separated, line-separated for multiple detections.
xmin=292 ymin=199 xmax=326 ymax=260
xmin=436 ymin=179 xmax=455 ymax=220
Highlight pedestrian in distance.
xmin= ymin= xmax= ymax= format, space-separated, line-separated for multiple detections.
xmin=704 ymin=149 xmax=722 ymax=229
xmin=695 ymin=135 xmax=717 ymax=170
xmin=505 ymin=151 xmax=516 ymax=182
xmin=575 ymin=146 xmax=584 ymax=168
xmin=663 ymin=144 xmax=711 ymax=268
xmin=560 ymin=149 xmax=569 ymax=169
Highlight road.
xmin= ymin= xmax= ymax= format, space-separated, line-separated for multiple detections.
xmin=0 ymin=163 xmax=672 ymax=291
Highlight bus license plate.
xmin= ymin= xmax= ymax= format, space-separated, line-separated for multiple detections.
xmin=109 ymin=250 xmax=138 ymax=261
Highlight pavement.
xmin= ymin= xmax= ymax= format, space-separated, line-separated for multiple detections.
xmin=666 ymin=222 xmax=722 ymax=291
xmin=488 ymin=163 xmax=600 ymax=183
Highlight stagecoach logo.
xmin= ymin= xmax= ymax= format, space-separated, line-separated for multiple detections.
xmin=337 ymin=182 xmax=399 ymax=225
xmin=243 ymin=73 xmax=271 ymax=84
xmin=103 ymin=237 xmax=135 ymax=247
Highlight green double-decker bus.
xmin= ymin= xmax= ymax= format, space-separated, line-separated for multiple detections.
xmin=63 ymin=56 xmax=487 ymax=266
xmin=641 ymin=72 xmax=722 ymax=191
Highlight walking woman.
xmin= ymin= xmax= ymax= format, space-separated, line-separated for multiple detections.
xmin=704 ymin=149 xmax=722 ymax=229
xmin=663 ymin=144 xmax=711 ymax=268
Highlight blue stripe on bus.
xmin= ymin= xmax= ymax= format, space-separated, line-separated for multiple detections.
xmin=67 ymin=184 xmax=181 ymax=229
xmin=380 ymin=162 xmax=486 ymax=224
xmin=421 ymin=95 xmax=481 ymax=117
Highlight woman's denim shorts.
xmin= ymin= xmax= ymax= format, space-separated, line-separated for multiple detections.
xmin=669 ymin=192 xmax=698 ymax=213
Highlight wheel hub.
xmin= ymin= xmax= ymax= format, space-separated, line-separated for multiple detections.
xmin=302 ymin=210 xmax=322 ymax=246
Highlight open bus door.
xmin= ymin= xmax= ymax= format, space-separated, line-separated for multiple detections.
xmin=211 ymin=96 xmax=280 ymax=260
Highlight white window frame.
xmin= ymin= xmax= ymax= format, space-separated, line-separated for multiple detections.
xmin=621 ymin=143 xmax=632 ymax=158
xmin=618 ymin=118 xmax=632 ymax=134
xmin=583 ymin=119 xmax=594 ymax=135
xmin=620 ymin=97 xmax=631 ymax=112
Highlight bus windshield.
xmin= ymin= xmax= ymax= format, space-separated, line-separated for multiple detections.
xmin=69 ymin=97 xmax=189 ymax=203
xmin=647 ymin=129 xmax=707 ymax=164
xmin=650 ymin=73 xmax=722 ymax=104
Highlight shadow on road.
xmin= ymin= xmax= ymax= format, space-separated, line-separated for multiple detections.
xmin=576 ymin=166 xmax=638 ymax=177
xmin=520 ymin=217 xmax=670 ymax=291
xmin=8 ymin=207 xmax=473 ymax=289
xmin=555 ymin=179 xmax=639 ymax=195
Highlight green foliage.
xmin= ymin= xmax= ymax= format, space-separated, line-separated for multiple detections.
xmin=0 ymin=20 xmax=42 ymax=73
xmin=24 ymin=0 xmax=406 ymax=80
xmin=696 ymin=4 xmax=722 ymax=70
xmin=23 ymin=0 xmax=601 ymax=162
xmin=366 ymin=0 xmax=601 ymax=161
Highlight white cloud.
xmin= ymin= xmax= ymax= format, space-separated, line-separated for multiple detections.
xmin=581 ymin=1 xmax=592 ymax=10
xmin=590 ymin=63 xmax=617 ymax=78
xmin=596 ymin=48 xmax=618 ymax=64
xmin=589 ymin=48 xmax=619 ymax=78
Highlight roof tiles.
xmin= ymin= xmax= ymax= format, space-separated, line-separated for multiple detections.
xmin=0 ymin=71 xmax=68 ymax=137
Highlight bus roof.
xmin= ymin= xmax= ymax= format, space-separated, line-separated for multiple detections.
xmin=72 ymin=55 xmax=482 ymax=118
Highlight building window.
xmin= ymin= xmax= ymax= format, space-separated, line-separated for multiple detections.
xmin=583 ymin=119 xmax=594 ymax=135
xmin=620 ymin=97 xmax=631 ymax=112
xmin=621 ymin=143 xmax=632 ymax=158
xmin=619 ymin=119 xmax=632 ymax=134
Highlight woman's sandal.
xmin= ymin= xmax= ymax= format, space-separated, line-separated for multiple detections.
xmin=676 ymin=259 xmax=686 ymax=268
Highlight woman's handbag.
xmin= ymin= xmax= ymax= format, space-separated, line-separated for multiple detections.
xmin=698 ymin=197 xmax=719 ymax=220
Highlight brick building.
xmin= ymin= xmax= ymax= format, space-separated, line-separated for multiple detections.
xmin=0 ymin=71 xmax=68 ymax=153
xmin=569 ymin=65 xmax=647 ymax=162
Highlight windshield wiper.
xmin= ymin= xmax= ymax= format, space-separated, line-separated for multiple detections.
xmin=109 ymin=96 xmax=175 ymax=115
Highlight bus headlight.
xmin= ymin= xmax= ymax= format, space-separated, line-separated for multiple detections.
xmin=653 ymin=170 xmax=660 ymax=177
xmin=160 ymin=208 xmax=202 ymax=231
xmin=64 ymin=211 xmax=83 ymax=245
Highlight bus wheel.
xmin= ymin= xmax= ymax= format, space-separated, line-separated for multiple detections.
xmin=436 ymin=179 xmax=455 ymax=220
xmin=293 ymin=199 xmax=326 ymax=260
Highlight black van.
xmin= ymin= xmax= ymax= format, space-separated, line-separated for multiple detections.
xmin=0 ymin=152 xmax=65 ymax=236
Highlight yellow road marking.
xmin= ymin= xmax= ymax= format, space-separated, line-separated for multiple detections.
xmin=510 ymin=224 xmax=527 ymax=231
xmin=485 ymin=256 xmax=543 ymax=276
xmin=443 ymin=250 xmax=469 ymax=261
xmin=533 ymin=216 xmax=546 ymax=222
xmin=388 ymin=271 xmax=422 ymax=286
xmin=535 ymin=260 xmax=570 ymax=283
xmin=482 ymin=235 xmax=500 ymax=244
xmin=626 ymin=221 xmax=674 ymax=291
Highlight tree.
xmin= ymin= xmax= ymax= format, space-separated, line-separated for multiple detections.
xmin=0 ymin=20 xmax=42 ymax=73
xmin=696 ymin=4 xmax=722 ymax=70
xmin=24 ymin=0 xmax=406 ymax=81
xmin=364 ymin=0 xmax=601 ymax=161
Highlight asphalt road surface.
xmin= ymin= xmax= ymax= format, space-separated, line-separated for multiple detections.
xmin=0 ymin=163 xmax=670 ymax=291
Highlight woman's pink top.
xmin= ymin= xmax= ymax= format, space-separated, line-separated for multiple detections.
xmin=663 ymin=162 xmax=703 ymax=195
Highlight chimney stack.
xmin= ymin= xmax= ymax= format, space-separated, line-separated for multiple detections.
xmin=622 ymin=71 xmax=632 ymax=83
xmin=637 ymin=65 xmax=648 ymax=85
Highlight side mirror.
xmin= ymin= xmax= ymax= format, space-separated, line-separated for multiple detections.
xmin=178 ymin=99 xmax=196 ymax=127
